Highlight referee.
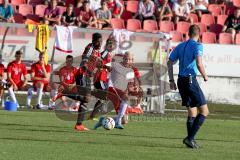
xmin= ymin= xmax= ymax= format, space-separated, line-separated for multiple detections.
xmin=167 ymin=25 xmax=209 ymax=149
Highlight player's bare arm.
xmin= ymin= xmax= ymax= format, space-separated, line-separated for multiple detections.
xmin=167 ymin=60 xmax=177 ymax=90
xmin=7 ymin=72 xmax=18 ymax=90
xmin=196 ymin=56 xmax=208 ymax=81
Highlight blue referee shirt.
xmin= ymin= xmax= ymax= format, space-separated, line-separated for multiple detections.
xmin=0 ymin=4 xmax=14 ymax=19
xmin=169 ymin=39 xmax=203 ymax=77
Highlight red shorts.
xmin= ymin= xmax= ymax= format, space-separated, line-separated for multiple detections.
xmin=107 ymin=87 xmax=125 ymax=113
xmin=33 ymin=81 xmax=50 ymax=92
xmin=11 ymin=81 xmax=25 ymax=90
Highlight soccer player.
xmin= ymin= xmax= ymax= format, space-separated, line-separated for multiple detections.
xmin=56 ymin=55 xmax=79 ymax=110
xmin=89 ymin=37 xmax=116 ymax=119
xmin=124 ymin=52 xmax=144 ymax=123
xmin=74 ymin=32 xmax=103 ymax=131
xmin=27 ymin=52 xmax=52 ymax=109
xmin=167 ymin=24 xmax=209 ymax=149
xmin=105 ymin=52 xmax=135 ymax=129
xmin=7 ymin=50 xmax=30 ymax=108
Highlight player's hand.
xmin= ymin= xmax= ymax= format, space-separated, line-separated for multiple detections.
xmin=170 ymin=81 xmax=177 ymax=90
xmin=203 ymin=75 xmax=208 ymax=82
xmin=13 ymin=84 xmax=18 ymax=90
xmin=122 ymin=93 xmax=128 ymax=101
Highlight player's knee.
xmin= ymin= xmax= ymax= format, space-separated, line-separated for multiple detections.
xmin=199 ymin=104 xmax=209 ymax=117
xmin=36 ymin=82 xmax=44 ymax=88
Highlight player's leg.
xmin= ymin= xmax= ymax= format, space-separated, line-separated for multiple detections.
xmin=8 ymin=84 xmax=19 ymax=108
xmin=185 ymin=77 xmax=209 ymax=148
xmin=115 ymin=100 xmax=128 ymax=129
xmin=0 ymin=84 xmax=4 ymax=104
xmin=75 ymin=96 xmax=91 ymax=131
xmin=20 ymin=83 xmax=34 ymax=108
xmin=35 ymin=82 xmax=44 ymax=109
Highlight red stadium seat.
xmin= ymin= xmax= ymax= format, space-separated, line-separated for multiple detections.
xmin=208 ymin=4 xmax=222 ymax=17
xmin=111 ymin=18 xmax=125 ymax=29
xmin=189 ymin=13 xmax=199 ymax=23
xmin=176 ymin=21 xmax=190 ymax=34
xmin=127 ymin=19 xmax=141 ymax=31
xmin=194 ymin=23 xmax=207 ymax=35
xmin=233 ymin=0 xmax=240 ymax=8
xmin=219 ymin=33 xmax=233 ymax=44
xmin=170 ymin=31 xmax=183 ymax=42
xmin=57 ymin=6 xmax=66 ymax=14
xmin=201 ymin=14 xmax=215 ymax=26
xmin=121 ymin=10 xmax=133 ymax=21
xmin=13 ymin=13 xmax=24 ymax=23
xmin=209 ymin=24 xmax=223 ymax=36
xmin=217 ymin=15 xmax=228 ymax=26
xmin=26 ymin=14 xmax=40 ymax=23
xmin=27 ymin=0 xmax=44 ymax=6
xmin=74 ymin=7 xmax=81 ymax=16
xmin=235 ymin=33 xmax=240 ymax=45
xmin=11 ymin=0 xmax=26 ymax=6
xmin=202 ymin=32 xmax=216 ymax=44
xmin=35 ymin=5 xmax=47 ymax=17
xmin=143 ymin=20 xmax=158 ymax=32
xmin=159 ymin=21 xmax=174 ymax=33
xmin=126 ymin=1 xmax=139 ymax=13
xmin=19 ymin=4 xmax=33 ymax=16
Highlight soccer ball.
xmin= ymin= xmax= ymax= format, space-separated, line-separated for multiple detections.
xmin=102 ymin=117 xmax=115 ymax=130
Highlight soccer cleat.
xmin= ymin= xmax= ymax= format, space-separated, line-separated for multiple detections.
xmin=35 ymin=104 xmax=41 ymax=109
xmin=183 ymin=137 xmax=199 ymax=149
xmin=193 ymin=140 xmax=201 ymax=148
xmin=93 ymin=117 xmax=105 ymax=130
xmin=114 ymin=124 xmax=124 ymax=129
xmin=74 ymin=124 xmax=89 ymax=131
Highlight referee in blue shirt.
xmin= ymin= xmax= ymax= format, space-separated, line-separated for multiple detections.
xmin=167 ymin=25 xmax=209 ymax=149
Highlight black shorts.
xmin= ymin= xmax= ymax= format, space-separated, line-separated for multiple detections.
xmin=177 ymin=76 xmax=206 ymax=108
xmin=94 ymin=81 xmax=107 ymax=90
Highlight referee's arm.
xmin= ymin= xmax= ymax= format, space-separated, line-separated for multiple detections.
xmin=167 ymin=60 xmax=177 ymax=90
xmin=196 ymin=56 xmax=208 ymax=81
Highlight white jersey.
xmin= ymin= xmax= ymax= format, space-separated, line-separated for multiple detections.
xmin=90 ymin=0 xmax=101 ymax=11
xmin=113 ymin=29 xmax=134 ymax=55
xmin=109 ymin=62 xmax=134 ymax=91
xmin=55 ymin=25 xmax=77 ymax=53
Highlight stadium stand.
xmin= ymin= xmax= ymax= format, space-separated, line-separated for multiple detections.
xmin=127 ymin=19 xmax=141 ymax=32
xmin=0 ymin=0 xmax=239 ymax=45
xmin=202 ymin=32 xmax=217 ymax=44
xmin=219 ymin=32 xmax=233 ymax=44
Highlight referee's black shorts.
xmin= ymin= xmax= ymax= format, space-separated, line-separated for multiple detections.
xmin=177 ymin=76 xmax=206 ymax=108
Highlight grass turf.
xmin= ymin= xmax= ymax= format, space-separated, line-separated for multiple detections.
xmin=0 ymin=110 xmax=240 ymax=160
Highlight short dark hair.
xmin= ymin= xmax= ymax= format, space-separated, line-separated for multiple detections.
xmin=15 ymin=50 xmax=23 ymax=55
xmin=188 ymin=25 xmax=200 ymax=38
xmin=92 ymin=32 xmax=102 ymax=42
xmin=66 ymin=55 xmax=73 ymax=59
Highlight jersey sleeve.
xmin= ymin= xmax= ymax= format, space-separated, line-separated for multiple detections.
xmin=194 ymin=43 xmax=203 ymax=57
xmin=7 ymin=63 xmax=12 ymax=73
xmin=22 ymin=64 xmax=27 ymax=75
xmin=46 ymin=64 xmax=51 ymax=73
xmin=100 ymin=70 xmax=108 ymax=82
xmin=133 ymin=67 xmax=140 ymax=78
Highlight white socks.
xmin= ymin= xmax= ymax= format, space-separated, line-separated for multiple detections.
xmin=26 ymin=87 xmax=33 ymax=106
xmin=36 ymin=88 xmax=43 ymax=105
xmin=8 ymin=87 xmax=18 ymax=104
xmin=116 ymin=101 xmax=128 ymax=126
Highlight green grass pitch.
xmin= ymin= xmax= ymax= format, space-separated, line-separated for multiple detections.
xmin=0 ymin=109 xmax=240 ymax=160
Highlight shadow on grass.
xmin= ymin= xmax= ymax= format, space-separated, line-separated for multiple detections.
xmin=0 ymin=136 xmax=183 ymax=149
